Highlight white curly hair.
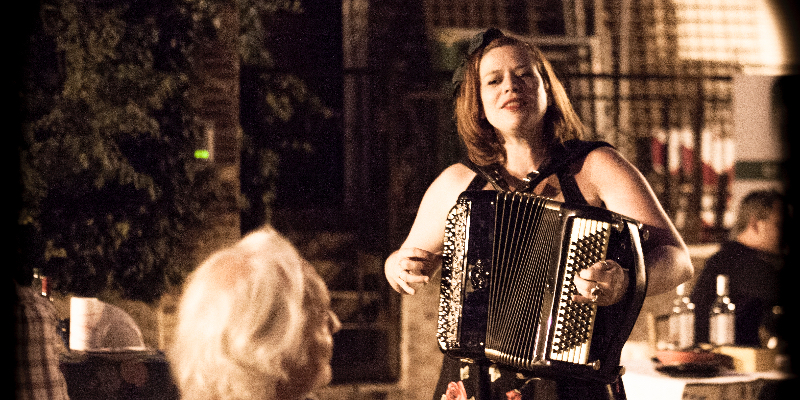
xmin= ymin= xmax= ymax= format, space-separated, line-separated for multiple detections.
xmin=169 ymin=226 xmax=329 ymax=400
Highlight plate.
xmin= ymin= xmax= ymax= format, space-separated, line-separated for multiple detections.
xmin=654 ymin=349 xmax=718 ymax=365
xmin=653 ymin=360 xmax=722 ymax=378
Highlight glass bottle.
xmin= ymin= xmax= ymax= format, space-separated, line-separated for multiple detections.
xmin=33 ymin=267 xmax=53 ymax=301
xmin=41 ymin=275 xmax=52 ymax=301
xmin=31 ymin=267 xmax=43 ymax=293
xmin=709 ymin=274 xmax=735 ymax=346
xmin=668 ymin=283 xmax=695 ymax=349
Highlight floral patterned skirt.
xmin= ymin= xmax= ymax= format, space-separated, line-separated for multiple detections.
xmin=433 ymin=356 xmax=626 ymax=400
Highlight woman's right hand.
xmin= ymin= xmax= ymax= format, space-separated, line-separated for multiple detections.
xmin=384 ymin=164 xmax=475 ymax=295
xmin=385 ymin=247 xmax=441 ymax=295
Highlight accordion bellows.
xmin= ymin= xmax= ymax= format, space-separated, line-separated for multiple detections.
xmin=438 ymin=190 xmax=647 ymax=383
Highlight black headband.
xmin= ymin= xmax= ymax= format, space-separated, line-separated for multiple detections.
xmin=451 ymin=28 xmax=506 ymax=97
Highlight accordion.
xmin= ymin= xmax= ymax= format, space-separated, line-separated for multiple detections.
xmin=438 ymin=190 xmax=647 ymax=383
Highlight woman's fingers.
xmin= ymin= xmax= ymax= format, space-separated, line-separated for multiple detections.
xmin=396 ymin=247 xmax=440 ymax=276
xmin=572 ymin=277 xmax=606 ymax=305
xmin=394 ymin=273 xmax=418 ymax=295
xmin=572 ymin=260 xmax=627 ymax=306
xmin=393 ymin=247 xmax=442 ymax=295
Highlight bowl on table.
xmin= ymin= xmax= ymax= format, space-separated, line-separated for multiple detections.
xmin=652 ymin=349 xmax=733 ymax=377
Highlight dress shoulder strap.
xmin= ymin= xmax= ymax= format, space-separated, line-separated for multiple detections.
xmin=526 ymin=139 xmax=612 ymax=189
xmin=550 ymin=140 xmax=613 ymax=205
xmin=458 ymin=140 xmax=613 ymax=201
xmin=461 ymin=159 xmax=510 ymax=191
xmin=466 ymin=173 xmax=488 ymax=191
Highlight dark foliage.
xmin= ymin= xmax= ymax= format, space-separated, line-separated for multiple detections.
xmin=19 ymin=0 xmax=219 ymax=302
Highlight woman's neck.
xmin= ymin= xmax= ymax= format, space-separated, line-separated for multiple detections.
xmin=502 ymin=135 xmax=549 ymax=179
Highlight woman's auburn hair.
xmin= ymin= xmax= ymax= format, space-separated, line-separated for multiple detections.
xmin=455 ymin=34 xmax=585 ymax=166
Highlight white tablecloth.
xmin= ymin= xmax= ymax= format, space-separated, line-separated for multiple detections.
xmin=621 ymin=359 xmax=789 ymax=400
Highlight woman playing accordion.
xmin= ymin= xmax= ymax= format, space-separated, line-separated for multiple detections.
xmin=383 ymin=28 xmax=692 ymax=400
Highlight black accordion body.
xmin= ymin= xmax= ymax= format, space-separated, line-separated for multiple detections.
xmin=438 ymin=190 xmax=647 ymax=383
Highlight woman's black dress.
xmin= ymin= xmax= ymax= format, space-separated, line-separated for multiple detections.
xmin=432 ymin=140 xmax=629 ymax=400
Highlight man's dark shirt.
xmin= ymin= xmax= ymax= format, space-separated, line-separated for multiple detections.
xmin=690 ymin=240 xmax=783 ymax=346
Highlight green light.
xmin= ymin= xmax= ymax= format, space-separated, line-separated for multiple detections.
xmin=194 ymin=149 xmax=210 ymax=159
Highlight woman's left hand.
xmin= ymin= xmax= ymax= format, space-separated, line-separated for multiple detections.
xmin=572 ymin=259 xmax=629 ymax=306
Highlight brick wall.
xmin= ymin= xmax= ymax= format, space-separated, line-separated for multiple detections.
xmin=158 ymin=0 xmax=242 ymax=351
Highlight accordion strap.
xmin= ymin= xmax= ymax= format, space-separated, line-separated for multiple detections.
xmin=463 ymin=140 xmax=613 ymax=202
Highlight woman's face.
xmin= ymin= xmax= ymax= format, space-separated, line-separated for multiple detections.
xmin=478 ymin=44 xmax=548 ymax=138
xmin=305 ymin=293 xmax=341 ymax=389
xmin=289 ymin=268 xmax=342 ymax=392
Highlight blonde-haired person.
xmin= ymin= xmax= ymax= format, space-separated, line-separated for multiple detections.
xmin=169 ymin=226 xmax=341 ymax=400
xmin=384 ymin=28 xmax=692 ymax=399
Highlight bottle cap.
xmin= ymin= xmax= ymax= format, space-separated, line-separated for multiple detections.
xmin=676 ymin=283 xmax=686 ymax=296
xmin=716 ymin=274 xmax=728 ymax=296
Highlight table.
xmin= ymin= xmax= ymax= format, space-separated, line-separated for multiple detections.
xmin=60 ymin=350 xmax=180 ymax=400
xmin=621 ymin=359 xmax=792 ymax=400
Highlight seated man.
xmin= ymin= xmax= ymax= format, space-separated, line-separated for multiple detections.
xmin=169 ymin=226 xmax=341 ymax=400
xmin=691 ymin=189 xmax=785 ymax=347
xmin=13 ymin=277 xmax=70 ymax=400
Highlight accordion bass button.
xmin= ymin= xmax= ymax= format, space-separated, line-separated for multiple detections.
xmin=468 ymin=260 xmax=490 ymax=289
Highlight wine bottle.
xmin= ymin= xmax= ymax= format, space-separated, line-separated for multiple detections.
xmin=41 ymin=274 xmax=52 ymax=301
xmin=33 ymin=267 xmax=53 ymax=301
xmin=31 ymin=267 xmax=43 ymax=294
xmin=709 ymin=274 xmax=735 ymax=346
xmin=668 ymin=283 xmax=695 ymax=349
